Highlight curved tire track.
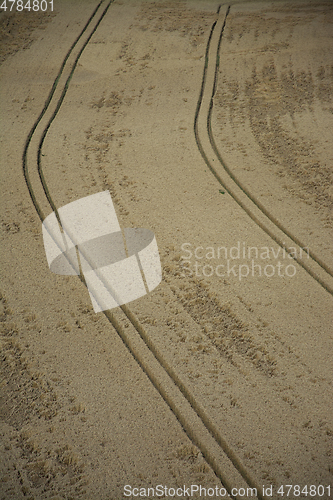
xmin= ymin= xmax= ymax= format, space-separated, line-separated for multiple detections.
xmin=194 ymin=4 xmax=333 ymax=297
xmin=21 ymin=2 xmax=266 ymax=499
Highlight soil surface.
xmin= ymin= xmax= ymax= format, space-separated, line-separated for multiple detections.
xmin=0 ymin=1 xmax=332 ymax=499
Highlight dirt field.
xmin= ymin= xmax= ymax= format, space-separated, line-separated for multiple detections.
xmin=0 ymin=1 xmax=332 ymax=499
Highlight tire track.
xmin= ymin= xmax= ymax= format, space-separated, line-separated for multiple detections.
xmin=21 ymin=2 xmax=266 ymax=499
xmin=23 ymin=0 xmax=107 ymax=223
xmin=194 ymin=3 xmax=333 ymax=297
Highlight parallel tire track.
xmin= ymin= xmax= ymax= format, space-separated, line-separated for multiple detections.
xmin=21 ymin=2 xmax=266 ymax=499
xmin=194 ymin=4 xmax=333 ymax=297
xmin=23 ymin=0 xmax=107 ymax=222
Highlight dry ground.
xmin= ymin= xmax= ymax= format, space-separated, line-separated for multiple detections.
xmin=0 ymin=1 xmax=332 ymax=499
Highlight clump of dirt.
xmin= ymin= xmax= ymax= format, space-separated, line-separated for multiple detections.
xmin=0 ymin=290 xmax=88 ymax=500
xmin=0 ymin=10 xmax=55 ymax=64
xmin=244 ymin=62 xmax=333 ymax=216
xmin=132 ymin=0 xmax=216 ymax=45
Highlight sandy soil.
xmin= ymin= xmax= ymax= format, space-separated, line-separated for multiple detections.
xmin=0 ymin=1 xmax=332 ymax=499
